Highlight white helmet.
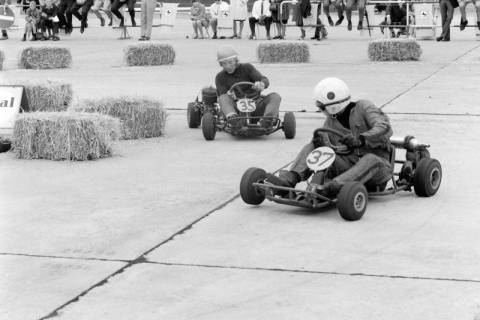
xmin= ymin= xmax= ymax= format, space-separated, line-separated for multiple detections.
xmin=217 ymin=45 xmax=238 ymax=62
xmin=312 ymin=77 xmax=351 ymax=115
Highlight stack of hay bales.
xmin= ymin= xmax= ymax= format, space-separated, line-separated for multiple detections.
xmin=257 ymin=42 xmax=310 ymax=63
xmin=13 ymin=112 xmax=120 ymax=160
xmin=124 ymin=43 xmax=175 ymax=66
xmin=17 ymin=80 xmax=73 ymax=112
xmin=72 ymin=97 xmax=167 ymax=139
xmin=19 ymin=47 xmax=72 ymax=69
xmin=368 ymin=38 xmax=422 ymax=61
xmin=0 ymin=50 xmax=4 ymax=71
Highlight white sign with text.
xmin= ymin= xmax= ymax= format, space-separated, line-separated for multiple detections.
xmin=0 ymin=86 xmax=24 ymax=136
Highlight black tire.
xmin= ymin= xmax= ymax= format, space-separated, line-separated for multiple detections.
xmin=283 ymin=112 xmax=296 ymax=139
xmin=240 ymin=167 xmax=267 ymax=205
xmin=187 ymin=102 xmax=201 ymax=128
xmin=413 ymin=158 xmax=442 ymax=197
xmin=337 ymin=182 xmax=368 ymax=221
xmin=201 ymin=112 xmax=216 ymax=141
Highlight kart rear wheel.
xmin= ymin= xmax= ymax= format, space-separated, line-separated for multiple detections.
xmin=413 ymin=158 xmax=442 ymax=197
xmin=240 ymin=167 xmax=267 ymax=205
xmin=283 ymin=112 xmax=296 ymax=139
xmin=201 ymin=112 xmax=216 ymax=141
xmin=337 ymin=182 xmax=368 ymax=221
xmin=187 ymin=102 xmax=201 ymax=128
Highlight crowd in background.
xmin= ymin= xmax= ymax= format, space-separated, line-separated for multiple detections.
xmin=0 ymin=0 xmax=479 ymax=41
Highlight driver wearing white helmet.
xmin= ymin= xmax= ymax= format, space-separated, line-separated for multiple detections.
xmin=266 ymin=77 xmax=393 ymax=197
xmin=215 ymin=45 xmax=281 ymax=129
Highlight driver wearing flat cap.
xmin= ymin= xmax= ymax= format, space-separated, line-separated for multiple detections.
xmin=215 ymin=45 xmax=281 ymax=129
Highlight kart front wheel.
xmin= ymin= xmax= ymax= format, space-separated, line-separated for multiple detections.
xmin=337 ymin=182 xmax=368 ymax=221
xmin=201 ymin=112 xmax=216 ymax=141
xmin=240 ymin=167 xmax=267 ymax=205
xmin=283 ymin=112 xmax=296 ymax=139
xmin=413 ymin=158 xmax=442 ymax=197
xmin=187 ymin=102 xmax=201 ymax=128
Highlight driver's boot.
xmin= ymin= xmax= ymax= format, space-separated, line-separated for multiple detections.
xmin=265 ymin=171 xmax=300 ymax=196
xmin=319 ymin=180 xmax=342 ymax=198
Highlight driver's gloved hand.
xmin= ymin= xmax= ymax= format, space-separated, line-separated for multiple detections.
xmin=253 ymin=81 xmax=265 ymax=91
xmin=311 ymin=129 xmax=326 ymax=148
xmin=341 ymin=134 xmax=364 ymax=149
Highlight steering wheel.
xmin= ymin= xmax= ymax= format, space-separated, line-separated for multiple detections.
xmin=228 ymin=81 xmax=260 ymax=100
xmin=314 ymin=128 xmax=352 ymax=155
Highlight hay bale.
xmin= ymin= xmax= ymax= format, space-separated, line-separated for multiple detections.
xmin=0 ymin=50 xmax=4 ymax=71
xmin=257 ymin=41 xmax=310 ymax=63
xmin=368 ymin=38 xmax=422 ymax=61
xmin=124 ymin=43 xmax=175 ymax=66
xmin=13 ymin=112 xmax=120 ymax=161
xmin=72 ymin=97 xmax=167 ymax=139
xmin=19 ymin=47 xmax=72 ymax=69
xmin=15 ymin=80 xmax=73 ymax=112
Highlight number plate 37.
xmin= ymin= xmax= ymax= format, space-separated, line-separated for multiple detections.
xmin=306 ymin=147 xmax=336 ymax=171
xmin=236 ymin=98 xmax=256 ymax=113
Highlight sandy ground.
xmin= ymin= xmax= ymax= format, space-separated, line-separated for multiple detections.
xmin=1 ymin=9 xmax=480 ymax=320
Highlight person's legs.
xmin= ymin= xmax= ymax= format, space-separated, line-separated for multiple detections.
xmin=218 ymin=94 xmax=237 ymax=117
xmin=332 ymin=153 xmax=392 ymax=188
xmin=442 ymin=0 xmax=453 ymax=39
xmin=192 ymin=20 xmax=199 ymax=38
xmin=249 ymin=17 xmax=257 ymax=38
xmin=102 ymin=0 xmax=113 ymax=25
xmin=140 ymin=0 xmax=147 ymax=37
xmin=357 ymin=0 xmax=366 ymax=29
xmin=110 ymin=0 xmax=124 ymax=25
xmin=127 ymin=0 xmax=136 ymax=26
xmin=211 ymin=18 xmax=218 ymax=38
xmin=459 ymin=0 xmax=468 ymax=28
xmin=239 ymin=20 xmax=244 ymax=37
xmin=335 ymin=0 xmax=344 ymax=24
xmin=264 ymin=16 xmax=273 ymax=38
xmin=475 ymin=0 xmax=480 ymax=28
xmin=91 ymin=0 xmax=105 ymax=25
xmin=80 ymin=0 xmax=94 ymax=32
xmin=144 ymin=0 xmax=155 ymax=38
xmin=57 ymin=0 xmax=69 ymax=28
xmin=345 ymin=0 xmax=355 ymax=30
xmin=259 ymin=92 xmax=280 ymax=118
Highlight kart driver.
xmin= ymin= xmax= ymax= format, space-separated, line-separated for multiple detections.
xmin=266 ymin=77 xmax=393 ymax=197
xmin=215 ymin=45 xmax=281 ymax=130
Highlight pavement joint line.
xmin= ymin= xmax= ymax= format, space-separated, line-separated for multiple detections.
xmin=379 ymin=43 xmax=480 ymax=110
xmin=38 ymin=161 xmax=293 ymax=319
xmin=149 ymin=261 xmax=480 ymax=285
xmin=0 ymin=252 xmax=129 ymax=263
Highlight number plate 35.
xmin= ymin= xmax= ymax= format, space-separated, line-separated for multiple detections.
xmin=306 ymin=147 xmax=336 ymax=171
xmin=236 ymin=98 xmax=256 ymax=113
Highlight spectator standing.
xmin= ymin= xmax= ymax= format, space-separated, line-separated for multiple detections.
xmin=437 ymin=0 xmax=457 ymax=41
xmin=270 ymin=0 xmax=289 ymax=39
xmin=293 ymin=0 xmax=311 ymax=39
xmin=249 ymin=0 xmax=272 ymax=39
xmin=139 ymin=0 xmax=160 ymax=40
xmin=230 ymin=0 xmax=247 ymax=38
xmin=209 ymin=0 xmax=229 ymax=39
xmin=23 ymin=0 xmax=41 ymax=40
xmin=190 ymin=0 xmax=208 ymax=38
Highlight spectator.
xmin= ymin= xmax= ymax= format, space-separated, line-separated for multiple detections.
xmin=311 ymin=4 xmax=328 ymax=40
xmin=249 ymin=0 xmax=272 ymax=40
xmin=345 ymin=0 xmax=366 ymax=30
xmin=379 ymin=3 xmax=407 ymax=37
xmin=209 ymin=0 xmax=229 ymax=39
xmin=0 ymin=0 xmax=12 ymax=40
xmin=437 ymin=0 xmax=457 ymax=41
xmin=323 ymin=0 xmax=344 ymax=26
xmin=111 ymin=0 xmax=136 ymax=27
xmin=458 ymin=0 xmax=479 ymax=31
xmin=139 ymin=0 xmax=161 ymax=40
xmin=270 ymin=0 xmax=289 ymax=39
xmin=57 ymin=0 xmax=82 ymax=33
xmin=40 ymin=0 xmax=60 ymax=40
xmin=70 ymin=0 xmax=95 ymax=33
xmin=23 ymin=0 xmax=41 ymax=40
xmin=90 ymin=0 xmax=113 ymax=26
xmin=293 ymin=0 xmax=311 ymax=39
xmin=190 ymin=0 xmax=208 ymax=39
xmin=230 ymin=0 xmax=247 ymax=38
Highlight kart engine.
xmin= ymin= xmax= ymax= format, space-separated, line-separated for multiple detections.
xmin=390 ymin=135 xmax=430 ymax=151
xmin=201 ymin=86 xmax=217 ymax=106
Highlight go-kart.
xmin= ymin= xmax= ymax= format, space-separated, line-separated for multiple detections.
xmin=240 ymin=129 xmax=442 ymax=221
xmin=187 ymin=82 xmax=296 ymax=141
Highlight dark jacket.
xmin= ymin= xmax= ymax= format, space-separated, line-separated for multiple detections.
xmin=215 ymin=63 xmax=269 ymax=98
xmin=293 ymin=0 xmax=311 ymax=26
xmin=323 ymin=100 xmax=393 ymax=160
